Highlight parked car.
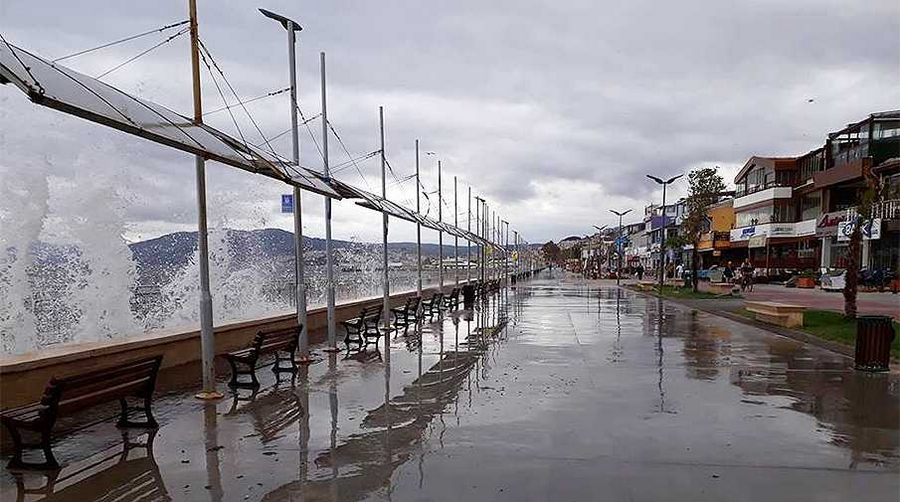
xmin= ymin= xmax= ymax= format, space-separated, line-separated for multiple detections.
xmin=820 ymin=269 xmax=846 ymax=292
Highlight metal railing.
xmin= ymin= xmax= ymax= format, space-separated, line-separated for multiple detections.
xmin=846 ymin=199 xmax=900 ymax=221
xmin=734 ymin=180 xmax=792 ymax=198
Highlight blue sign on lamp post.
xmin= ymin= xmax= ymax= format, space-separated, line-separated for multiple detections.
xmin=281 ymin=194 xmax=294 ymax=213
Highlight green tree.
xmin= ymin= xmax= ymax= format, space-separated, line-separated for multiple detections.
xmin=842 ymin=169 xmax=892 ymax=318
xmin=682 ymin=167 xmax=726 ymax=292
xmin=542 ymin=241 xmax=562 ymax=266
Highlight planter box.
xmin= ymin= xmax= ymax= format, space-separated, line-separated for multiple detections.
xmin=796 ymin=277 xmax=816 ymax=289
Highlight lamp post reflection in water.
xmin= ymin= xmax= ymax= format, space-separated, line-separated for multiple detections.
xmin=655 ymin=298 xmax=667 ymax=413
xmin=296 ymin=364 xmax=310 ymax=498
xmin=328 ymin=352 xmax=339 ymax=499
xmin=203 ymin=403 xmax=223 ymax=502
xmin=383 ymin=318 xmax=393 ymax=500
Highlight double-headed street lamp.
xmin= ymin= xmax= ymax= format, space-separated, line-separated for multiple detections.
xmin=609 ymin=209 xmax=632 ymax=286
xmin=646 ymin=174 xmax=683 ymax=292
xmin=590 ymin=224 xmax=608 ymax=279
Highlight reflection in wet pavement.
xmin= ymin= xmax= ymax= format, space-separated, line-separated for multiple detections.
xmin=2 ymin=271 xmax=898 ymax=501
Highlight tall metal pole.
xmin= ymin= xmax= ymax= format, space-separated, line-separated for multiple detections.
xmin=659 ymin=184 xmax=667 ymax=292
xmin=476 ymin=197 xmax=483 ymax=285
xmin=380 ymin=107 xmax=390 ymax=329
xmin=454 ymin=176 xmax=459 ymax=287
xmin=467 ymin=186 xmax=471 ymax=284
xmin=285 ymin=17 xmax=312 ymax=362
xmin=415 ymin=140 xmax=422 ymax=299
xmin=438 ymin=160 xmax=444 ymax=290
xmin=504 ymin=220 xmax=509 ymax=286
xmin=189 ymin=0 xmax=220 ymax=400
xmin=513 ymin=230 xmax=519 ymax=279
xmin=321 ymin=52 xmax=337 ymax=352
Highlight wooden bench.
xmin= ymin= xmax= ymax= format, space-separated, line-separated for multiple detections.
xmin=225 ymin=328 xmax=299 ymax=388
xmin=1 ymin=356 xmax=163 ymax=470
xmin=443 ymin=288 xmax=460 ymax=311
xmin=422 ymin=292 xmax=444 ymax=319
xmin=745 ymin=301 xmax=806 ymax=328
xmin=390 ymin=296 xmax=421 ymax=330
xmin=341 ymin=305 xmax=382 ymax=350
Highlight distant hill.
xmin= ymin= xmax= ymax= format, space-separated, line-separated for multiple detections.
xmin=127 ymin=228 xmax=477 ymax=284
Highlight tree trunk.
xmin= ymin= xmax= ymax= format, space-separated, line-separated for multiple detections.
xmin=691 ymin=245 xmax=699 ymax=292
xmin=842 ymin=224 xmax=861 ymax=319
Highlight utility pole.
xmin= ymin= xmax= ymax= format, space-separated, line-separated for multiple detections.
xmin=380 ymin=107 xmax=390 ymax=329
xmin=454 ymin=176 xmax=459 ymax=287
xmin=189 ymin=0 xmax=220 ymax=400
xmin=415 ymin=140 xmax=422 ymax=300
xmin=259 ymin=8 xmax=312 ymax=363
xmin=609 ymin=209 xmax=632 ymax=286
xmin=647 ymin=174 xmax=683 ymax=292
xmin=438 ymin=160 xmax=444 ymax=290
xmin=467 ymin=186 xmax=472 ymax=284
xmin=321 ymin=52 xmax=337 ymax=352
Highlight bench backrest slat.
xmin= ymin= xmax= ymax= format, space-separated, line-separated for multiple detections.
xmin=56 ymin=377 xmax=152 ymax=414
xmin=44 ymin=356 xmax=162 ymax=412
xmin=255 ymin=328 xmax=298 ymax=353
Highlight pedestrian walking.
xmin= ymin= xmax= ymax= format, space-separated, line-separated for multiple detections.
xmin=740 ymin=258 xmax=754 ymax=292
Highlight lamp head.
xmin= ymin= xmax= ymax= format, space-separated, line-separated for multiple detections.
xmin=259 ymin=8 xmax=303 ymax=31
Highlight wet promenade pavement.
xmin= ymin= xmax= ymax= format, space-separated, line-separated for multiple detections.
xmin=2 ymin=271 xmax=898 ymax=501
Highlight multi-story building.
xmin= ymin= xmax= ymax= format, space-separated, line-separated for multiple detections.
xmin=643 ymin=200 xmax=686 ymax=271
xmin=728 ymin=155 xmax=819 ymax=276
xmin=696 ymin=198 xmax=736 ymax=268
xmin=815 ymin=111 xmax=900 ymax=271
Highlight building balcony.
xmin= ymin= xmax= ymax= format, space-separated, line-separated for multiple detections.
xmin=733 ymin=185 xmax=793 ymax=209
xmin=846 ymin=199 xmax=900 ymax=221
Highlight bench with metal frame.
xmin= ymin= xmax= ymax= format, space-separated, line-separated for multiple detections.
xmin=390 ymin=296 xmax=421 ymax=331
xmin=443 ymin=288 xmax=460 ymax=311
xmin=1 ymin=355 xmax=163 ymax=470
xmin=341 ymin=304 xmax=383 ymax=350
xmin=422 ymin=292 xmax=444 ymax=319
xmin=225 ymin=327 xmax=299 ymax=388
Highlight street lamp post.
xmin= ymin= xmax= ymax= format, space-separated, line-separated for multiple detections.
xmin=609 ymin=209 xmax=632 ymax=286
xmin=259 ymin=8 xmax=315 ymax=364
xmin=646 ymin=174 xmax=683 ymax=292
xmin=591 ymin=224 xmax=607 ymax=279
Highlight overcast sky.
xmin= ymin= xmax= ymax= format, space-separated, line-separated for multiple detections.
xmin=1 ymin=0 xmax=898 ymax=245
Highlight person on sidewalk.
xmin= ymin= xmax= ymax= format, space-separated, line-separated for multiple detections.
xmin=740 ymin=258 xmax=754 ymax=292
xmin=723 ymin=261 xmax=735 ymax=283
xmin=636 ymin=263 xmax=645 ymax=281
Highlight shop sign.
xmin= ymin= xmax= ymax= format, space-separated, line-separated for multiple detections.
xmin=748 ymin=235 xmax=767 ymax=248
xmin=740 ymin=227 xmax=756 ymax=238
xmin=816 ymin=211 xmax=847 ymax=237
xmin=837 ymin=218 xmax=881 ymax=241
xmin=769 ymin=225 xmax=794 ymax=237
xmin=712 ymin=250 xmax=722 ymax=257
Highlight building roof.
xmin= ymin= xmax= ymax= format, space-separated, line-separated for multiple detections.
xmin=734 ymin=156 xmax=796 ymax=184
xmin=827 ymin=110 xmax=900 ymax=139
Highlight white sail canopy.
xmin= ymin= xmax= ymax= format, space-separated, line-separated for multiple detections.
xmin=0 ymin=39 xmax=339 ymax=198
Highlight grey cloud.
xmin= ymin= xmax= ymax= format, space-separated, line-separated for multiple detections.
xmin=1 ymin=0 xmax=898 ymax=242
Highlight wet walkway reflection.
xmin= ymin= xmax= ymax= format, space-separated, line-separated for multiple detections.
xmin=2 ymin=272 xmax=897 ymax=501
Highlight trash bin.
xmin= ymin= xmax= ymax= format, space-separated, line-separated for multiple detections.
xmin=855 ymin=315 xmax=896 ymax=372
xmin=462 ymin=284 xmax=476 ymax=309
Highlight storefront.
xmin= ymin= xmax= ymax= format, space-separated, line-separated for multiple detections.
xmin=730 ymin=220 xmax=819 ymax=276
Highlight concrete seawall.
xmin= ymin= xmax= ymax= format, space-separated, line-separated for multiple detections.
xmin=0 ymin=283 xmax=468 ymax=410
